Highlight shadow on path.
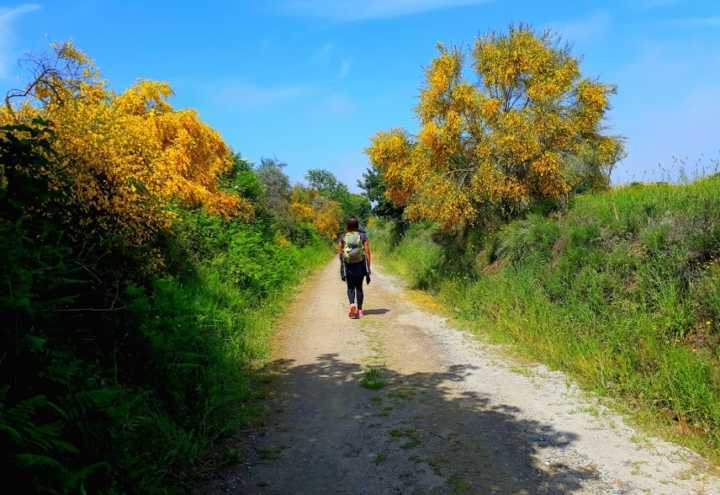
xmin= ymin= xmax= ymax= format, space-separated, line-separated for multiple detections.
xmin=362 ymin=308 xmax=390 ymax=316
xmin=212 ymin=353 xmax=603 ymax=494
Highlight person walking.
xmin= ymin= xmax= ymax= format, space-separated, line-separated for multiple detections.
xmin=339 ymin=216 xmax=371 ymax=319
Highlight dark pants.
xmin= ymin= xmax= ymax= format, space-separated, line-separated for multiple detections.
xmin=346 ymin=274 xmax=364 ymax=309
xmin=344 ymin=261 xmax=367 ymax=309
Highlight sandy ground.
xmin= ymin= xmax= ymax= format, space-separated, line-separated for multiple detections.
xmin=198 ymin=260 xmax=720 ymax=494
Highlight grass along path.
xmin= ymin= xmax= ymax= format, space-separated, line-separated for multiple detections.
xmin=199 ymin=259 xmax=720 ymax=494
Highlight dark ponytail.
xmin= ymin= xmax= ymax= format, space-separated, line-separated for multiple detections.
xmin=346 ymin=216 xmax=359 ymax=232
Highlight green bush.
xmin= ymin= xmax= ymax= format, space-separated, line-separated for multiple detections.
xmin=369 ymin=221 xmax=443 ymax=289
xmin=495 ymin=214 xmax=560 ymax=264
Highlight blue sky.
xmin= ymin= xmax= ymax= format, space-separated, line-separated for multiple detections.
xmin=1 ymin=1 xmax=719 ymax=190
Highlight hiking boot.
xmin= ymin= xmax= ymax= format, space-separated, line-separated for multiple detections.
xmin=348 ymin=304 xmax=357 ymax=319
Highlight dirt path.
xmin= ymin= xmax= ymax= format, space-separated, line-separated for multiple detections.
xmin=200 ymin=260 xmax=719 ymax=494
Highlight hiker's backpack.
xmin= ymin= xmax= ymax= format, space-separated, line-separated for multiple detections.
xmin=342 ymin=231 xmax=365 ymax=264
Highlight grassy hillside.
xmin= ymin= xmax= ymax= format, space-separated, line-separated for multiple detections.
xmin=372 ymin=175 xmax=720 ymax=456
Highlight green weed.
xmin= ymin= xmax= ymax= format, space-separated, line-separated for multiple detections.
xmin=388 ymin=427 xmax=422 ymax=449
xmin=361 ymin=368 xmax=386 ymax=390
xmin=256 ymin=446 xmax=285 ymax=461
xmin=447 ymin=473 xmax=472 ymax=493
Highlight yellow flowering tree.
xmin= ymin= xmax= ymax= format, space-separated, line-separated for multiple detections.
xmin=2 ymin=42 xmax=252 ymax=246
xmin=290 ymin=185 xmax=342 ymax=240
xmin=367 ymin=26 xmax=624 ymax=230
xmin=290 ymin=186 xmax=316 ymax=222
xmin=312 ymin=197 xmax=343 ymax=240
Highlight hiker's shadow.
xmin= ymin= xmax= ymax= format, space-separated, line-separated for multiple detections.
xmin=221 ymin=353 xmax=601 ymax=494
xmin=363 ymin=308 xmax=390 ymax=316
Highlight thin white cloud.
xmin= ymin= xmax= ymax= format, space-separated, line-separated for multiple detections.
xmin=313 ymin=43 xmax=333 ymax=61
xmin=207 ymin=81 xmax=306 ymax=109
xmin=668 ymin=16 xmax=720 ymax=28
xmin=312 ymin=44 xmax=351 ymax=78
xmin=640 ymin=0 xmax=681 ymax=8
xmin=0 ymin=3 xmax=40 ymax=79
xmin=548 ymin=12 xmax=611 ymax=44
xmin=0 ymin=3 xmax=39 ymax=21
xmin=277 ymin=0 xmax=491 ymax=21
xmin=338 ymin=59 xmax=351 ymax=78
xmin=324 ymin=93 xmax=354 ymax=114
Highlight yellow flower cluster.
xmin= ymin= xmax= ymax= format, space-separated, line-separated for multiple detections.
xmin=366 ymin=129 xmax=416 ymax=207
xmin=290 ymin=201 xmax=315 ymax=222
xmin=367 ymin=26 xmax=623 ymax=230
xmin=3 ymin=43 xmax=251 ymax=245
xmin=313 ymin=200 xmax=343 ymax=240
xmin=290 ymin=186 xmax=343 ymax=240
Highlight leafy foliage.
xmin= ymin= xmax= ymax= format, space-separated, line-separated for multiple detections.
xmin=305 ymin=168 xmax=347 ymax=199
xmin=256 ymin=157 xmax=291 ymax=217
xmin=305 ymin=168 xmax=371 ymax=224
xmin=0 ymin=43 xmax=336 ymax=494
xmin=358 ymin=164 xmax=404 ymax=222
